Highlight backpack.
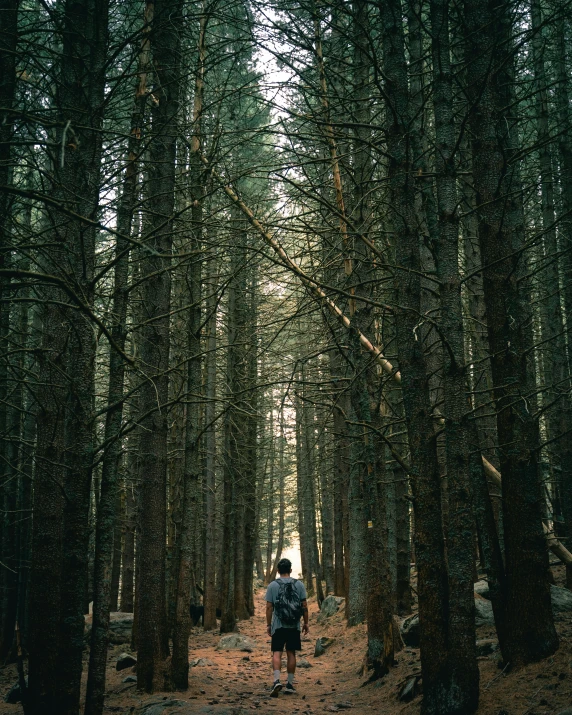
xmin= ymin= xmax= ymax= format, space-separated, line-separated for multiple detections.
xmin=274 ymin=579 xmax=303 ymax=626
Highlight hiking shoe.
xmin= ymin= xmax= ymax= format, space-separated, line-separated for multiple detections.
xmin=270 ymin=680 xmax=282 ymax=697
xmin=284 ymin=682 xmax=296 ymax=694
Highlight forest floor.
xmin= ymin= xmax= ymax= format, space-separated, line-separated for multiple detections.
xmin=3 ymin=567 xmax=572 ymax=714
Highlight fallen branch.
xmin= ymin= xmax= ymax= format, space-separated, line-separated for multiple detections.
xmin=201 ymin=152 xmax=572 ymax=566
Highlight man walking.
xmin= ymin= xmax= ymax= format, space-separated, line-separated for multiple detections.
xmin=265 ymin=558 xmax=309 ymax=696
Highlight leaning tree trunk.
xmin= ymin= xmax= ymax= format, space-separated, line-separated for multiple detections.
xmin=136 ymin=0 xmax=183 ymax=692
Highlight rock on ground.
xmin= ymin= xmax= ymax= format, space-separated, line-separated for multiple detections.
xmin=314 ymin=636 xmax=335 ymax=657
xmin=136 ymin=698 xmax=192 ymax=714
xmin=216 ymin=634 xmax=257 ymax=652
xmin=471 ymin=582 xmax=572 ymax=617
xmin=116 ymin=652 xmax=137 ymax=671
xmin=400 ymin=614 xmax=420 ymax=647
xmin=551 ymin=585 xmax=572 ymax=614
xmin=474 ymin=580 xmax=490 ymax=599
xmin=400 ymin=598 xmax=495 ymax=642
xmin=297 ymin=657 xmax=312 ymax=668
xmin=319 ymin=595 xmax=344 ymax=619
xmin=84 ymin=611 xmax=133 ymax=645
xmin=474 ymin=596 xmax=495 ymax=626
xmin=191 ymin=658 xmax=215 ymax=667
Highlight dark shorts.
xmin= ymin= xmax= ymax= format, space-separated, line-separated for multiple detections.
xmin=271 ymin=627 xmax=302 ymax=652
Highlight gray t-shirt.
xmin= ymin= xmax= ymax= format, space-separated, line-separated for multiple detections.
xmin=265 ymin=577 xmax=307 ymax=635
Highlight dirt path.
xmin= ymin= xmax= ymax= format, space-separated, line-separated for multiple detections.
xmin=101 ymin=588 xmax=382 ymax=715
xmin=3 ymin=575 xmax=572 ymax=714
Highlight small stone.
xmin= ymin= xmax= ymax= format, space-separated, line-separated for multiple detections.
xmin=191 ymin=657 xmax=214 ymax=667
xmin=336 ymin=702 xmax=352 ymax=709
xmin=297 ymin=658 xmax=312 ymax=668
xmin=116 ymin=652 xmax=137 ymax=671
xmin=242 ymin=655 xmax=250 ymax=661
xmin=314 ymin=637 xmax=334 ymax=657
xmin=122 ymin=675 xmax=137 ymax=683
xmin=216 ymin=633 xmax=257 ymax=652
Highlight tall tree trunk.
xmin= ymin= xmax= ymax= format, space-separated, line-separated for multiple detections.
xmin=265 ymin=406 xmax=275 ymax=583
xmin=243 ymin=271 xmax=258 ymax=616
xmin=295 ymin=385 xmax=310 ymax=590
xmin=136 ymin=0 xmax=183 ymax=692
xmin=203 ymin=266 xmax=218 ymax=630
xmin=378 ymin=0 xmax=451 ymax=710
xmin=120 ymin=477 xmax=136 ymax=612
xmin=27 ymin=0 xmax=109 ymax=708
xmin=394 ymin=467 xmax=412 ymax=615
xmin=269 ymin=405 xmax=286 ymax=582
xmin=0 ymin=0 xmax=19 ymax=660
xmin=171 ymin=5 xmax=206 ymax=687
xmin=318 ymin=415 xmax=335 ymax=595
xmin=554 ymin=9 xmax=572 ymax=589
xmin=331 ymin=392 xmax=348 ymax=597
xmin=464 ymin=0 xmax=559 ymax=665
xmin=430 ymin=0 xmax=479 ymax=702
xmin=84 ymin=13 xmax=148 ymax=700
xmin=530 ymin=0 xmax=570 ymax=545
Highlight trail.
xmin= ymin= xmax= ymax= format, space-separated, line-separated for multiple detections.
xmin=101 ymin=589 xmax=386 ymax=715
xmin=3 ymin=579 xmax=572 ymax=714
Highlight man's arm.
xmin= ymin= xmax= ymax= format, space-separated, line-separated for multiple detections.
xmin=301 ymin=599 xmax=309 ymax=635
xmin=266 ymin=601 xmax=273 ymax=636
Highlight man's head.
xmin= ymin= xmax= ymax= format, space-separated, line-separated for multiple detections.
xmin=277 ymin=558 xmax=292 ymax=576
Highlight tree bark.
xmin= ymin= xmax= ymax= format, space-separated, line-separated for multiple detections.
xmin=171 ymin=4 xmax=206 ymax=687
xmin=464 ymin=0 xmax=559 ymax=665
xmin=430 ymin=0 xmax=479 ymax=702
xmin=84 ymin=13 xmax=148 ymax=700
xmin=203 ymin=266 xmax=218 ymax=630
xmin=378 ymin=0 xmax=451 ymax=710
xmin=136 ymin=0 xmax=183 ymax=692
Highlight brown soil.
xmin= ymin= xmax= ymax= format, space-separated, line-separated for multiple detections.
xmin=2 ymin=567 xmax=572 ymax=714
